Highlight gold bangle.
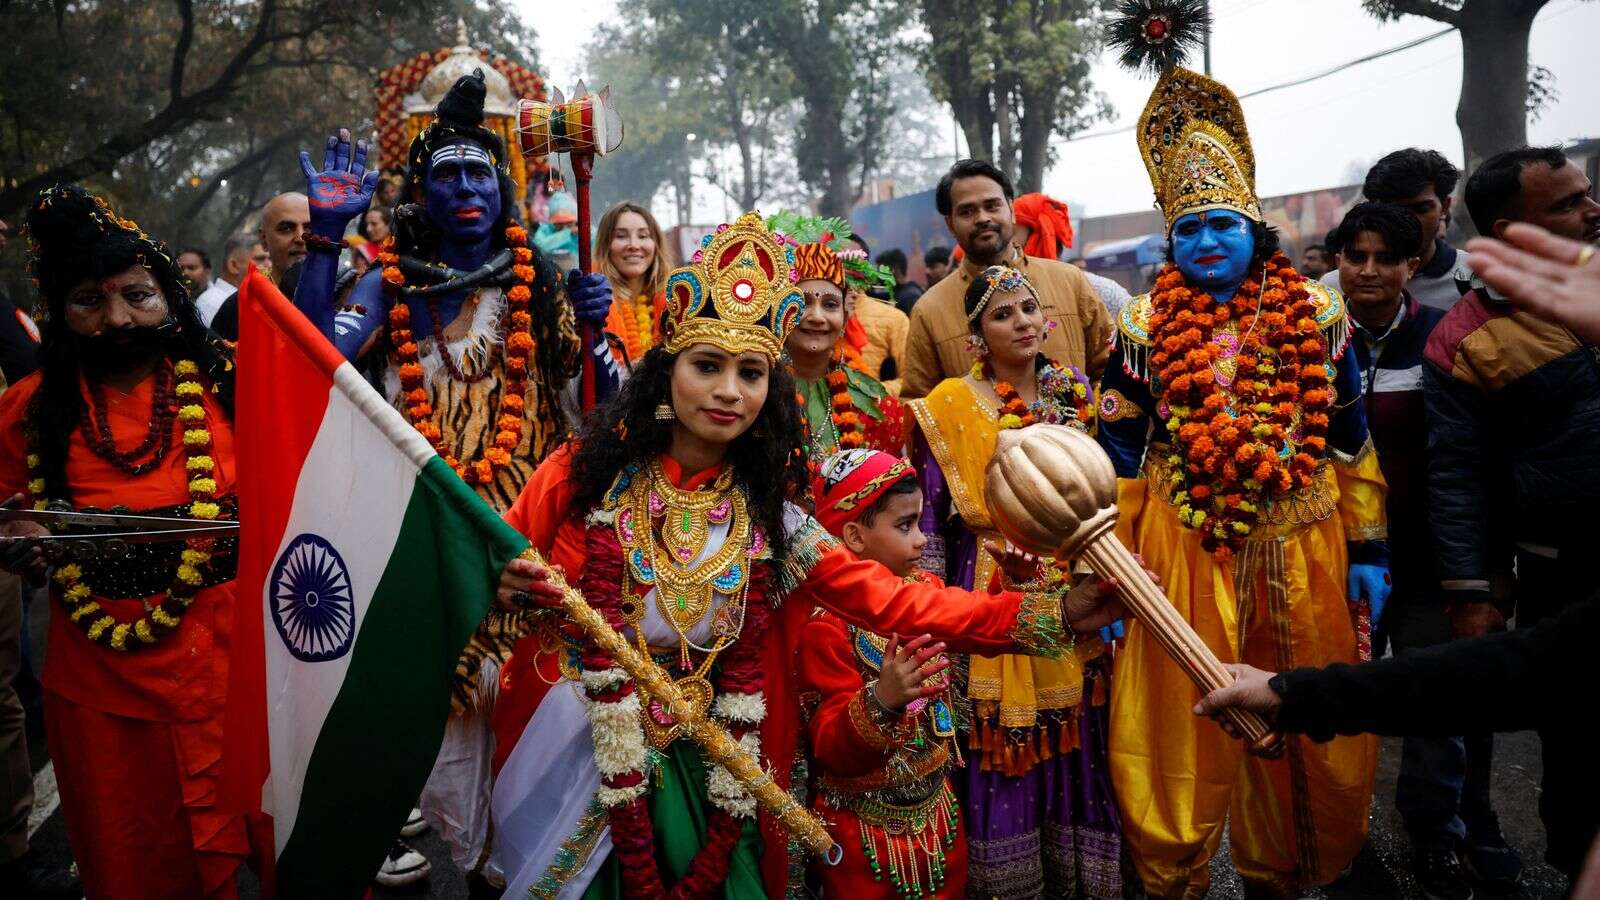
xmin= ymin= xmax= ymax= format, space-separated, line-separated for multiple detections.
xmin=1576 ymin=244 xmax=1597 ymax=267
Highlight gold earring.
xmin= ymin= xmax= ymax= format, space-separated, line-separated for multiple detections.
xmin=654 ymin=402 xmax=676 ymax=421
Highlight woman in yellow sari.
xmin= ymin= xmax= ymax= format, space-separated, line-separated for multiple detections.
xmin=907 ymin=265 xmax=1119 ymax=899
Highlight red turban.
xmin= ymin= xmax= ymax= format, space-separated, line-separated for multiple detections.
xmin=811 ymin=449 xmax=917 ymax=538
xmin=1012 ymin=193 xmax=1074 ymax=260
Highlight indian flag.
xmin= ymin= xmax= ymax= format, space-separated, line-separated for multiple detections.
xmin=222 ymin=269 xmax=528 ymax=898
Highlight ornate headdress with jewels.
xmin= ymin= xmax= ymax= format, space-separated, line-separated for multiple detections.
xmin=663 ymin=211 xmax=804 ymax=360
xmin=1108 ymin=0 xmax=1260 ymax=233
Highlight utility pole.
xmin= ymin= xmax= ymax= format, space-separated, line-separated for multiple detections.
xmin=1202 ymin=0 xmax=1212 ymax=74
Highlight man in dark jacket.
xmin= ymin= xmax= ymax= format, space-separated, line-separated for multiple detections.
xmin=1339 ymin=202 xmax=1502 ymax=896
xmin=1425 ymin=146 xmax=1600 ymax=630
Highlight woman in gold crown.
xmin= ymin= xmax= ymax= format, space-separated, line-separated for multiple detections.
xmin=1094 ymin=7 xmax=1390 ymax=897
xmin=483 ymin=213 xmax=1087 ymax=899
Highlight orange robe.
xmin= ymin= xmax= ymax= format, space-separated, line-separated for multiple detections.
xmin=494 ymin=446 xmax=1068 ymax=897
xmin=0 ymin=371 xmax=261 ymax=900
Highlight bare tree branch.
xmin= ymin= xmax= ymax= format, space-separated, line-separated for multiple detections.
xmin=170 ymin=0 xmax=195 ymax=100
xmin=0 ymin=0 xmax=280 ymax=217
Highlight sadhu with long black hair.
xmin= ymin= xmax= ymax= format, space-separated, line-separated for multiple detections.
xmin=0 ymin=184 xmax=266 ymax=898
xmin=482 ymin=212 xmax=1121 ymax=898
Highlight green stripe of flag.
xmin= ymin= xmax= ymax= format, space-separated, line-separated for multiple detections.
xmin=276 ymin=456 xmax=527 ymax=898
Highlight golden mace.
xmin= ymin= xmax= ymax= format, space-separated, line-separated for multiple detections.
xmin=516 ymin=549 xmax=843 ymax=860
xmin=983 ymin=425 xmax=1282 ymax=757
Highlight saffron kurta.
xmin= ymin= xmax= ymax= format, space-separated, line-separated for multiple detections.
xmin=490 ymin=446 xmax=1069 ymax=898
xmin=0 ymin=371 xmax=257 ymax=900
xmin=1096 ymin=283 xmax=1386 ymax=897
xmin=909 ymin=377 xmax=1122 ymax=899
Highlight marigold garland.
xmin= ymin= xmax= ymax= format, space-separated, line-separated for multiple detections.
xmin=27 ymin=359 xmax=225 ymax=651
xmin=1146 ymin=253 xmax=1331 ymax=559
xmin=797 ymin=342 xmax=874 ymax=464
xmin=382 ymin=228 xmax=536 ymax=487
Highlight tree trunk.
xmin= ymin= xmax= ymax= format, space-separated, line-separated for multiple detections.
xmin=1016 ymin=86 xmax=1056 ymax=194
xmin=994 ymin=81 xmax=1018 ymax=184
xmin=1454 ymin=0 xmax=1544 ymax=186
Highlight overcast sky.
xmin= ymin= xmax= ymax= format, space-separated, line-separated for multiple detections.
xmin=516 ymin=0 xmax=1597 ymax=221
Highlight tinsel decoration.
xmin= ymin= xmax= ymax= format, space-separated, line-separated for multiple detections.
xmin=1106 ymin=0 xmax=1212 ymax=75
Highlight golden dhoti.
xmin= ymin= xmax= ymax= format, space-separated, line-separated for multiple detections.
xmin=1110 ymin=462 xmax=1380 ymax=898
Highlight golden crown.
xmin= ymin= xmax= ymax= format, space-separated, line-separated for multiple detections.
xmin=1137 ymin=67 xmax=1261 ymax=232
xmin=662 ymin=212 xmax=804 ymax=360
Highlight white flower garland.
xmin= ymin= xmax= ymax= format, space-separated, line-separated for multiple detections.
xmin=583 ymin=681 xmax=649 ymax=807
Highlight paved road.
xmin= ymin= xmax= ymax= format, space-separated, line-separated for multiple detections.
xmin=18 ymin=588 xmax=1572 ymax=898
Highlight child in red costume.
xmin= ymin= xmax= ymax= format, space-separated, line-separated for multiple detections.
xmin=799 ymin=448 xmax=968 ymax=898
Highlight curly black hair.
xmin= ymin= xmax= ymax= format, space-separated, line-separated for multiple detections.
xmin=25 ymin=184 xmax=234 ymax=504
xmin=569 ymin=346 xmax=812 ymax=569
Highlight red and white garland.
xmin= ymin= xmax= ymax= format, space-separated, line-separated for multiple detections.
xmin=578 ymin=519 xmax=772 ymax=897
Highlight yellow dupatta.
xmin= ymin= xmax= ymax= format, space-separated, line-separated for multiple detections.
xmin=908 ymin=377 xmax=1103 ymax=776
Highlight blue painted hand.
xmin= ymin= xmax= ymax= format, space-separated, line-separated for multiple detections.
xmin=1171 ymin=210 xmax=1256 ymax=298
xmin=568 ymin=270 xmax=613 ymax=325
xmin=1348 ymin=562 xmax=1392 ymax=627
xmin=298 ymin=128 xmax=380 ymax=235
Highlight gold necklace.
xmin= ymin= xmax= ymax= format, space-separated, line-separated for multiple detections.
xmin=614 ymin=460 xmax=754 ymax=668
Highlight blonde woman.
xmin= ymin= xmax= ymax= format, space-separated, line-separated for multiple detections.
xmin=595 ymin=201 xmax=674 ymax=369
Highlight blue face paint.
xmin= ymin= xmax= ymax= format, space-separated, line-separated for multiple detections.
xmin=424 ymin=140 xmax=502 ymax=246
xmin=1170 ymin=210 xmax=1255 ymax=299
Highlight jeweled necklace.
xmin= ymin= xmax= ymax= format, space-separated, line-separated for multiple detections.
xmin=614 ymin=459 xmax=754 ymax=670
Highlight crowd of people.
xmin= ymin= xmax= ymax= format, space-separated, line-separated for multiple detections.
xmin=0 ymin=38 xmax=1597 ymax=900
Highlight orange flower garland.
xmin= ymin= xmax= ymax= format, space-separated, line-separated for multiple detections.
xmin=1146 ymin=252 xmax=1332 ymax=559
xmin=381 ymin=227 xmax=537 ymax=487
xmin=828 ymin=340 xmax=870 ymax=450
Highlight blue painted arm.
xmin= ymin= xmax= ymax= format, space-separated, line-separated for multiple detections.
xmin=293 ymin=128 xmax=379 ymax=352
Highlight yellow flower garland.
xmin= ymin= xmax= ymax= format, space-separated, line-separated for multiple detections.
xmin=28 ymin=359 xmax=226 ymax=651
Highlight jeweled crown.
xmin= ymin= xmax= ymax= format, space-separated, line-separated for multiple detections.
xmin=1137 ymin=67 xmax=1262 ymax=232
xmin=662 ymin=212 xmax=804 ymax=360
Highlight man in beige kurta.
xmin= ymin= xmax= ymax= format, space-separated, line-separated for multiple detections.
xmin=901 ymin=160 xmax=1113 ymax=399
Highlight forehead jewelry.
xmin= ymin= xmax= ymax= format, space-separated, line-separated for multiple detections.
xmin=967 ymin=267 xmax=1035 ymax=322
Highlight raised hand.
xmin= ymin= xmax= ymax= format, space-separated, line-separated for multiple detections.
xmin=298 ymin=128 xmax=380 ymax=235
xmin=872 ymin=633 xmax=951 ymax=712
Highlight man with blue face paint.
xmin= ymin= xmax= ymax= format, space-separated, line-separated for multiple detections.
xmin=290 ymin=69 xmax=615 ymax=886
xmin=1090 ymin=33 xmax=1390 ymax=899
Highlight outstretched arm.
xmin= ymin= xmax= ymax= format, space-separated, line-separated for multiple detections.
xmin=293 ymin=128 xmax=380 ymax=355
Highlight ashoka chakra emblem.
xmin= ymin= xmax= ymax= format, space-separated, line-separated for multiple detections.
xmin=270 ymin=534 xmax=356 ymax=662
